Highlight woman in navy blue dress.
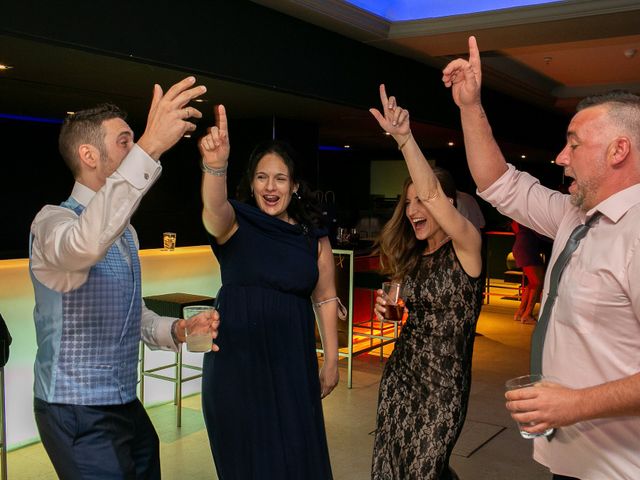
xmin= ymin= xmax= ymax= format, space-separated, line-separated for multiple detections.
xmin=198 ymin=105 xmax=339 ymax=479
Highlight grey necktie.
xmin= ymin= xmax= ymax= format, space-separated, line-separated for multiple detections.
xmin=530 ymin=212 xmax=602 ymax=375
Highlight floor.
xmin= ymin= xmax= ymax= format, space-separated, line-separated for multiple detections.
xmin=6 ymin=284 xmax=551 ymax=479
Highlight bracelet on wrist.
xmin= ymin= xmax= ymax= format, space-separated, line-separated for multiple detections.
xmin=201 ymin=159 xmax=228 ymax=176
xmin=171 ymin=320 xmax=181 ymax=346
xmin=397 ymin=135 xmax=412 ymax=151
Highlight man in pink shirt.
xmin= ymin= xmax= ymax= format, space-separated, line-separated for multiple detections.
xmin=443 ymin=36 xmax=640 ymax=480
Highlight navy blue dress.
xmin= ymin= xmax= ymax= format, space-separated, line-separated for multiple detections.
xmin=202 ymin=200 xmax=333 ymax=480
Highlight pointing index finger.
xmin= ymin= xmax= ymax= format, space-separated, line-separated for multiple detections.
xmin=379 ymin=84 xmax=389 ymax=109
xmin=215 ymin=104 xmax=228 ymax=133
xmin=468 ymin=36 xmax=482 ymax=82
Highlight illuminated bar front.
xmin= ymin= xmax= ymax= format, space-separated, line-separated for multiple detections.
xmin=0 ymin=246 xmax=221 ymax=450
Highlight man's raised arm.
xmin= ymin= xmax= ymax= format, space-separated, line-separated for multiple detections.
xmin=442 ymin=36 xmax=508 ymax=191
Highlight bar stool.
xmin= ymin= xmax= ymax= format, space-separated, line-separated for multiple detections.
xmin=140 ymin=293 xmax=214 ymax=427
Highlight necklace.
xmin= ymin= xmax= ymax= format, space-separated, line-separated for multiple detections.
xmin=423 ymin=236 xmax=451 ymax=255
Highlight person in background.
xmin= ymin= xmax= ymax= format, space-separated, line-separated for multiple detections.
xmin=369 ymin=85 xmax=483 ymax=480
xmin=443 ymin=35 xmax=640 ymax=479
xmin=198 ymin=105 xmax=338 ymax=479
xmin=456 ymin=189 xmax=485 ymax=230
xmin=30 ymin=77 xmax=220 ymax=479
xmin=511 ymin=220 xmax=550 ymax=324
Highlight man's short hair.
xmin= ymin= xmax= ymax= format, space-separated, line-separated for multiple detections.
xmin=577 ymin=91 xmax=640 ymax=147
xmin=58 ymin=104 xmax=127 ymax=177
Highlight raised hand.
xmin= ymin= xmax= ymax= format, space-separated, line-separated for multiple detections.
xmin=199 ymin=104 xmax=230 ymax=169
xmin=138 ymin=76 xmax=206 ymax=159
xmin=441 ymin=36 xmax=482 ymax=108
xmin=369 ymin=84 xmax=411 ymax=143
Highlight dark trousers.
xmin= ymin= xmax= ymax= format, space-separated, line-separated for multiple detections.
xmin=34 ymin=397 xmax=161 ymax=479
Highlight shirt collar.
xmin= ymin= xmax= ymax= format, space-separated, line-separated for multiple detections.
xmin=70 ymin=181 xmax=96 ymax=208
xmin=589 ymin=183 xmax=640 ymax=223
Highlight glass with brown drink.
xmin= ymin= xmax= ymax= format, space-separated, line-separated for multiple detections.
xmin=382 ymin=281 xmax=403 ymax=321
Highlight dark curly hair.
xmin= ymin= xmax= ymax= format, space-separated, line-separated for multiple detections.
xmin=236 ymin=140 xmax=325 ymax=230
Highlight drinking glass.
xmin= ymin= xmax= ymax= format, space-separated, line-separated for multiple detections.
xmin=381 ymin=281 xmax=403 ymax=321
xmin=336 ymin=227 xmax=348 ymax=246
xmin=163 ymin=232 xmax=176 ymax=251
xmin=182 ymin=305 xmax=214 ymax=352
xmin=505 ymin=374 xmax=555 ymax=439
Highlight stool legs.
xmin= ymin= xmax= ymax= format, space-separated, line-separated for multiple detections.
xmin=0 ymin=367 xmax=7 ymax=480
xmin=139 ymin=343 xmax=145 ymax=404
xmin=176 ymin=349 xmax=183 ymax=428
xmin=138 ymin=343 xmax=198 ymax=428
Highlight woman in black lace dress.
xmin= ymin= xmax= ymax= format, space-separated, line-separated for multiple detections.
xmin=369 ymin=85 xmax=484 ymax=479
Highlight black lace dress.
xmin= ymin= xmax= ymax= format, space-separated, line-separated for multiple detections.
xmin=372 ymin=241 xmax=483 ymax=479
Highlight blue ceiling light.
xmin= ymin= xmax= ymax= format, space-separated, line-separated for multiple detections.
xmin=0 ymin=113 xmax=63 ymax=124
xmin=344 ymin=0 xmax=562 ymax=21
xmin=319 ymin=145 xmax=350 ymax=151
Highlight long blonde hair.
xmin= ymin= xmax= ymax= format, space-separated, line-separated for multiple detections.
xmin=376 ymin=169 xmax=457 ymax=280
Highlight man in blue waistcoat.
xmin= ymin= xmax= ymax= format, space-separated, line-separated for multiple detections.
xmin=29 ymin=76 xmax=220 ymax=479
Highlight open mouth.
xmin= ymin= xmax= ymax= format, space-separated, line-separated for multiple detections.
xmin=411 ymin=217 xmax=427 ymax=230
xmin=564 ymin=170 xmax=577 ymax=193
xmin=262 ymin=194 xmax=280 ymax=207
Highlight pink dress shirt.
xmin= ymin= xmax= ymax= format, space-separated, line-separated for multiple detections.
xmin=479 ymin=165 xmax=640 ymax=479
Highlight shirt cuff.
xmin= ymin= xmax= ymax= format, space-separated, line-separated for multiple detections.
xmin=477 ymin=163 xmax=517 ymax=202
xmin=153 ymin=316 xmax=179 ymax=351
xmin=117 ymin=144 xmax=162 ymax=190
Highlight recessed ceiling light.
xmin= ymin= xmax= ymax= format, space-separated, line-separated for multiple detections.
xmin=448 ymin=141 xmax=455 ymax=147
xmin=183 ymin=133 xmax=192 ymax=138
xmin=550 ymin=160 xmax=555 ymax=164
xmin=383 ymin=132 xmax=391 ymax=136
xmin=521 ymin=154 xmax=526 ymax=159
xmin=66 ymin=111 xmax=75 ymax=115
xmin=194 ymin=99 xmax=206 ymax=103
xmin=343 ymin=145 xmax=351 ymax=149
xmin=0 ymin=64 xmax=13 ymax=71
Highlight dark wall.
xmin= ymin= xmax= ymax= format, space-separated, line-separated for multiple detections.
xmin=2 ymin=0 xmax=567 ymax=146
xmin=0 ymin=115 xmax=319 ymax=259
xmin=0 ymin=119 xmax=71 ymax=258
xmin=1 ymin=0 xmax=570 ymax=258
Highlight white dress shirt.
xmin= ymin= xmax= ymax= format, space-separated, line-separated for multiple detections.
xmin=30 ymin=144 xmax=178 ymax=351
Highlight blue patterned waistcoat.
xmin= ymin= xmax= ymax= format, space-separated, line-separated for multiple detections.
xmin=31 ymin=198 xmax=142 ymax=405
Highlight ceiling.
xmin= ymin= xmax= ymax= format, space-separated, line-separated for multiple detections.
xmin=253 ymin=0 xmax=640 ymax=115
xmin=1 ymin=0 xmax=639 ymax=159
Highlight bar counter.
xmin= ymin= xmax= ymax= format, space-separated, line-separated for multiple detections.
xmin=0 ymin=246 xmax=221 ymax=450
